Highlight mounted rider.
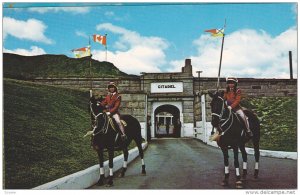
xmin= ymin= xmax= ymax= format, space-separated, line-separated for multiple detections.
xmin=211 ymin=77 xmax=253 ymax=142
xmin=223 ymin=77 xmax=253 ymax=138
xmin=101 ymin=81 xmax=127 ymax=140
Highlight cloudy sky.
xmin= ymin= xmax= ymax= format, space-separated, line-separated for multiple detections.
xmin=3 ymin=2 xmax=297 ymax=78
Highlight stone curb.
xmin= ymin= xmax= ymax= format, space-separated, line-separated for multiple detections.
xmin=194 ymin=125 xmax=297 ymax=160
xmin=33 ymin=142 xmax=148 ymax=189
xmin=245 ymin=147 xmax=297 ymax=160
xmin=203 ymin=138 xmax=297 ymax=160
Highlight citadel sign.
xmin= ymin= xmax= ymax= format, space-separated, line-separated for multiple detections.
xmin=151 ymin=82 xmax=183 ymax=93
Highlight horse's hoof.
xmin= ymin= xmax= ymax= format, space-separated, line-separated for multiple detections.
xmin=119 ymin=168 xmax=126 ymax=178
xmin=242 ymin=169 xmax=247 ymax=180
xmin=97 ymin=175 xmax=105 ymax=186
xmin=106 ymin=176 xmax=113 ymax=187
xmin=141 ymin=165 xmax=146 ymax=175
xmin=97 ymin=180 xmax=104 ymax=186
xmin=221 ymin=180 xmax=229 ymax=186
xmin=254 ymin=169 xmax=259 ymax=179
xmin=106 ymin=180 xmax=114 ymax=187
xmin=241 ymin=175 xmax=247 ymax=181
xmin=235 ymin=180 xmax=243 ymax=189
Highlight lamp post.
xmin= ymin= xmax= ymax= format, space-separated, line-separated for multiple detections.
xmin=196 ymin=70 xmax=202 ymax=96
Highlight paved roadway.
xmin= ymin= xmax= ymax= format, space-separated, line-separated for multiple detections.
xmin=90 ymin=138 xmax=297 ymax=189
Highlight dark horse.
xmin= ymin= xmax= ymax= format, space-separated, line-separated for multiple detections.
xmin=88 ymin=95 xmax=146 ymax=187
xmin=209 ymin=91 xmax=260 ymax=188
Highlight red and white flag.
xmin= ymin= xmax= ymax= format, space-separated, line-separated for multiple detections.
xmin=93 ymin=34 xmax=106 ymax=45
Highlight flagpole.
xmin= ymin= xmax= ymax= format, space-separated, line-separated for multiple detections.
xmin=217 ymin=35 xmax=225 ymax=91
xmin=216 ymin=19 xmax=226 ymax=91
xmin=105 ymin=34 xmax=107 ymax=61
xmin=89 ymin=35 xmax=93 ymax=97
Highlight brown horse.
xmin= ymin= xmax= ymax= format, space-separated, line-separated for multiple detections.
xmin=209 ymin=91 xmax=260 ymax=188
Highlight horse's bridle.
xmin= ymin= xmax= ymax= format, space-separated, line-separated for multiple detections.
xmin=90 ymin=102 xmax=109 ymax=136
xmin=211 ymin=96 xmax=226 ymax=119
xmin=211 ymin=96 xmax=234 ymax=135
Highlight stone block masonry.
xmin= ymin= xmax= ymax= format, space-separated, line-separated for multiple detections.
xmin=33 ymin=69 xmax=296 ymax=139
xmin=194 ymin=77 xmax=297 ymax=97
xmin=34 ymin=76 xmax=297 ymax=99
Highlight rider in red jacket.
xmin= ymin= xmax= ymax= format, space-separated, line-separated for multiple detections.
xmin=101 ymin=82 xmax=126 ymax=139
xmin=211 ymin=77 xmax=253 ymax=142
xmin=224 ymin=77 xmax=253 ymax=137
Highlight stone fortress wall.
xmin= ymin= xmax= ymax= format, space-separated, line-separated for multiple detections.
xmin=33 ymin=59 xmax=297 ymax=138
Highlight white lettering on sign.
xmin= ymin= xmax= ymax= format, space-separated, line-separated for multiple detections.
xmin=151 ymin=82 xmax=183 ymax=93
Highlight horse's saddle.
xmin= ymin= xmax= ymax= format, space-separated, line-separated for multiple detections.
xmin=235 ymin=109 xmax=254 ymax=138
xmin=121 ymin=120 xmax=127 ymax=127
xmin=110 ymin=118 xmax=128 ymax=150
xmin=108 ymin=117 xmax=127 ymax=132
xmin=235 ymin=112 xmax=247 ymax=127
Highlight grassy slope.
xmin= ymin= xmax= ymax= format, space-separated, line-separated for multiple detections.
xmin=241 ymin=97 xmax=297 ymax=152
xmin=4 ymin=79 xmax=98 ymax=189
xmin=3 ymin=53 xmax=132 ymax=79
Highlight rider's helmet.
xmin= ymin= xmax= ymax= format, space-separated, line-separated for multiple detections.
xmin=226 ymin=77 xmax=238 ymax=85
xmin=107 ymin=81 xmax=118 ymax=92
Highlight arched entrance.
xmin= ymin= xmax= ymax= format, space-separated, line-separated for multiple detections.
xmin=154 ymin=104 xmax=181 ymax=138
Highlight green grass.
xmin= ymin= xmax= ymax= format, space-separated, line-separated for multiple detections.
xmin=241 ymin=97 xmax=297 ymax=152
xmin=3 ymin=79 xmax=137 ymax=189
xmin=3 ymin=53 xmax=132 ymax=79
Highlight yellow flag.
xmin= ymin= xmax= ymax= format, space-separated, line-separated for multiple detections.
xmin=71 ymin=46 xmax=91 ymax=58
xmin=205 ymin=28 xmax=224 ymax=37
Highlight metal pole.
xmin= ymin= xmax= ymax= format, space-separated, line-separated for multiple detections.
xmin=217 ymin=34 xmax=225 ymax=91
xmin=89 ymin=35 xmax=93 ymax=91
xmin=105 ymin=34 xmax=107 ymax=61
xmin=289 ymin=51 xmax=293 ymax=79
xmin=216 ymin=19 xmax=226 ymax=91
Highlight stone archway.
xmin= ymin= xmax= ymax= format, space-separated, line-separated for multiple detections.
xmin=152 ymin=102 xmax=182 ymax=138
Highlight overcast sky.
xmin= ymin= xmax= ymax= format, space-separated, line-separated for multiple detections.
xmin=3 ymin=2 xmax=297 ymax=78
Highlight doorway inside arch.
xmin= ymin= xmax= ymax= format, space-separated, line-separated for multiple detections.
xmin=154 ymin=104 xmax=181 ymax=138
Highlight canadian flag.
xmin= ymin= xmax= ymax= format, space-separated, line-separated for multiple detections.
xmin=93 ymin=34 xmax=106 ymax=45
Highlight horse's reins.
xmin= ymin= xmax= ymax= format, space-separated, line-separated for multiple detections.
xmin=89 ymin=102 xmax=110 ymax=136
xmin=90 ymin=104 xmax=103 ymax=118
xmin=212 ymin=96 xmax=235 ymax=136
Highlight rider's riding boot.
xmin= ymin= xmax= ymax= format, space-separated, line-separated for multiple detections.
xmin=246 ymin=129 xmax=253 ymax=137
xmin=121 ymin=134 xmax=127 ymax=141
xmin=237 ymin=110 xmax=253 ymax=138
xmin=242 ymin=115 xmax=253 ymax=138
xmin=244 ymin=121 xmax=253 ymax=137
xmin=118 ymin=122 xmax=127 ymax=141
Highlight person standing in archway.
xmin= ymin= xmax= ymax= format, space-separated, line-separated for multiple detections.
xmin=147 ymin=115 xmax=151 ymax=141
xmin=166 ymin=121 xmax=170 ymax=135
xmin=174 ymin=118 xmax=181 ymax=138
